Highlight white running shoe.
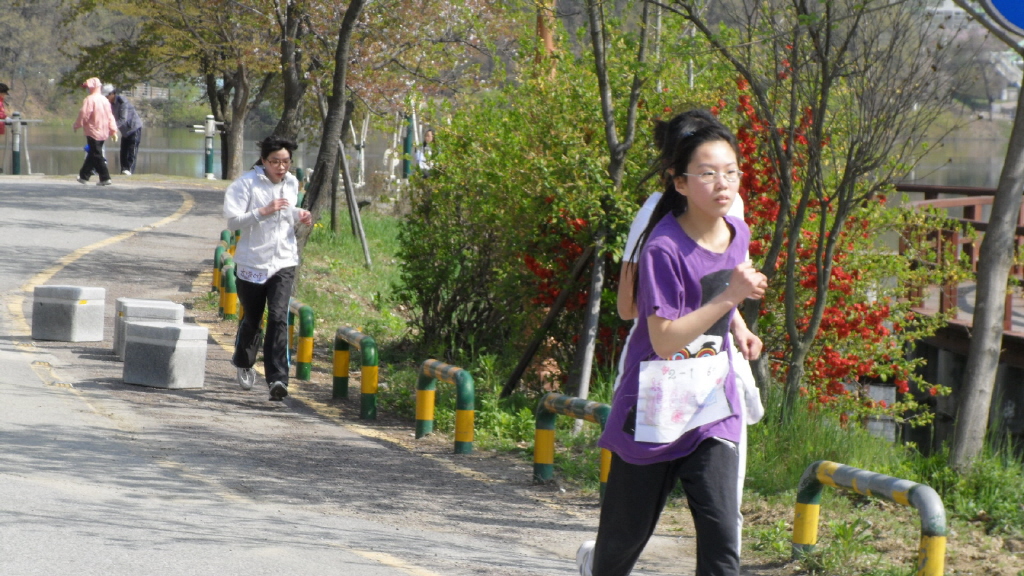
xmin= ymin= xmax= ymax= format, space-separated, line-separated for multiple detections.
xmin=576 ymin=540 xmax=595 ymax=576
xmin=236 ymin=367 xmax=256 ymax=390
xmin=76 ymin=177 xmax=89 ymax=184
xmin=121 ymin=170 xmax=131 ymax=176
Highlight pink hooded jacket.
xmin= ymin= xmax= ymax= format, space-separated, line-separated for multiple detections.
xmin=73 ymin=78 xmax=117 ymax=140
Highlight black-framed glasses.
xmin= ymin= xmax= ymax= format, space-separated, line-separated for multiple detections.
xmin=265 ymin=158 xmax=292 ymax=167
xmin=682 ymin=170 xmax=743 ymax=184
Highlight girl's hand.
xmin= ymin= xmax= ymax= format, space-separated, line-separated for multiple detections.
xmin=298 ymin=209 xmax=313 ymax=226
xmin=259 ymin=198 xmax=290 ymax=217
xmin=732 ymin=323 xmax=763 ymax=361
xmin=726 ymin=262 xmax=767 ymax=302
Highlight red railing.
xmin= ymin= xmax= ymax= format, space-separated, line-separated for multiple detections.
xmin=894 ymin=184 xmax=1024 ymax=331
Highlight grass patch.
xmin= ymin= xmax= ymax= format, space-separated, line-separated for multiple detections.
xmin=297 ymin=215 xmax=410 ymax=348
xmin=746 ymin=384 xmax=911 ymax=496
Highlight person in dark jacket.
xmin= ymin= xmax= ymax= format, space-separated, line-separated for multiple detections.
xmin=103 ymin=84 xmax=143 ymax=175
xmin=0 ymin=83 xmax=9 ymax=138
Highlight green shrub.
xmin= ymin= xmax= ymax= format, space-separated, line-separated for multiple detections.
xmin=395 ymin=42 xmax=734 ymax=379
xmin=746 ymin=383 xmax=910 ymax=496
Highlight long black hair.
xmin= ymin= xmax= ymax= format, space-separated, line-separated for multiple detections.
xmin=630 ymin=110 xmax=740 ymax=304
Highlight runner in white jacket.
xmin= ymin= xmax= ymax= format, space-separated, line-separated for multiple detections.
xmin=223 ymin=137 xmax=312 ymax=401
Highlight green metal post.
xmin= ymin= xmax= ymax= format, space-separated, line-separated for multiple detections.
xmin=204 ymin=115 xmax=215 ymax=178
xmin=11 ymin=112 xmax=22 ymax=175
xmin=402 ymin=115 xmax=413 ymax=179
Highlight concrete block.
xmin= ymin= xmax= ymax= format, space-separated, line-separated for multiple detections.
xmin=123 ymin=321 xmax=209 ymax=389
xmin=113 ymin=298 xmax=185 ymax=360
xmin=31 ymin=285 xmax=106 ymax=342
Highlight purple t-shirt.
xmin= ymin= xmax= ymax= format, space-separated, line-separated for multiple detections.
xmin=599 ymin=213 xmax=748 ymax=465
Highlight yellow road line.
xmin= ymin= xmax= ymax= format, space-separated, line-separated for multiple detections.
xmin=4 ymin=190 xmax=195 ymax=336
xmin=346 ymin=549 xmax=444 ymax=576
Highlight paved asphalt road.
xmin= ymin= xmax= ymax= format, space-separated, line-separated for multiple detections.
xmin=0 ymin=175 xmax=747 ymax=576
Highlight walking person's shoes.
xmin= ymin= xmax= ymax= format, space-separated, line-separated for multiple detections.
xmin=576 ymin=540 xmax=595 ymax=576
xmin=76 ymin=177 xmax=89 ymax=184
xmin=97 ymin=179 xmax=113 ymax=186
xmin=236 ymin=367 xmax=256 ymax=391
xmin=269 ymin=381 xmax=288 ymax=401
xmin=121 ymin=170 xmax=131 ymax=176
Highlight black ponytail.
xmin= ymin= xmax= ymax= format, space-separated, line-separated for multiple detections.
xmin=630 ymin=111 xmax=739 ymax=305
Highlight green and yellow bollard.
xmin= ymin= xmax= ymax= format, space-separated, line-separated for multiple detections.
xmin=217 ymin=254 xmax=231 ymax=317
xmin=415 ymin=359 xmax=475 ymax=454
xmin=212 ymin=244 xmax=225 ymax=292
xmin=217 ymin=251 xmax=233 ymax=311
xmin=221 ymin=262 xmax=238 ymax=320
xmin=793 ymin=460 xmax=946 ymax=576
xmin=533 ymin=393 xmax=612 ymax=499
xmin=333 ymin=326 xmax=379 ymax=419
xmin=288 ymin=299 xmax=314 ymax=380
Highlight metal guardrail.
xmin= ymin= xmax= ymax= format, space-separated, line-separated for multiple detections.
xmin=792 ymin=460 xmax=946 ymax=576
xmin=288 ymin=299 xmax=314 ymax=380
xmin=415 ymin=359 xmax=475 ymax=454
xmin=533 ymin=393 xmax=612 ymax=499
xmin=2 ymin=112 xmax=43 ymax=175
xmin=333 ymin=326 xmax=379 ymax=419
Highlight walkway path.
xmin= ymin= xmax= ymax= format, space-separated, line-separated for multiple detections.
xmin=0 ymin=176 xmax=741 ymax=575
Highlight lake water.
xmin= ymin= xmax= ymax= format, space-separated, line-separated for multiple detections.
xmin=0 ymin=125 xmax=282 ymax=179
xmin=0 ymin=122 xmax=1010 ymax=187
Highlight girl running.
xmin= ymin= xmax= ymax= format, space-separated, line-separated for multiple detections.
xmin=578 ymin=111 xmax=767 ymax=576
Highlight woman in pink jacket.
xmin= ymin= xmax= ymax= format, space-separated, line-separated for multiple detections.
xmin=73 ymin=77 xmax=117 ymax=186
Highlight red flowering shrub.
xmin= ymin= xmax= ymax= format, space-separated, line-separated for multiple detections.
xmin=716 ymin=79 xmax=964 ymax=425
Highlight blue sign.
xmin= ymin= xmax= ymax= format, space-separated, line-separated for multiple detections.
xmin=982 ymin=0 xmax=1024 ymax=36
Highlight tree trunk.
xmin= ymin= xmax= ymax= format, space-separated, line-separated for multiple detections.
xmin=222 ymin=117 xmax=246 ymax=181
xmin=950 ymin=85 xmax=1024 ymax=470
xmin=566 ymin=0 xmax=647 ymax=401
xmin=271 ymin=2 xmax=307 ymax=141
xmin=569 ymin=233 xmax=605 ymax=402
xmin=297 ymin=0 xmax=367 ymax=250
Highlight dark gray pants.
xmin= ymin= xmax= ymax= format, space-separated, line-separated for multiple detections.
xmin=593 ymin=439 xmax=740 ymax=576
xmin=233 ymin=266 xmax=295 ymax=385
xmin=120 ymin=128 xmax=141 ymax=173
xmin=79 ymin=137 xmax=110 ymax=182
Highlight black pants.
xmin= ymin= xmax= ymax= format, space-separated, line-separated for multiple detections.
xmin=120 ymin=129 xmax=141 ymax=173
xmin=79 ymin=137 xmax=110 ymax=182
xmin=233 ymin=266 xmax=295 ymax=385
xmin=593 ymin=440 xmax=740 ymax=576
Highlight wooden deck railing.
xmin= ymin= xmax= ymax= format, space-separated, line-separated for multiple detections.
xmin=894 ymin=184 xmax=1024 ymax=331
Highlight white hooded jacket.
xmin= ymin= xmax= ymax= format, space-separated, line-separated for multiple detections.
xmin=223 ymin=166 xmax=302 ymax=280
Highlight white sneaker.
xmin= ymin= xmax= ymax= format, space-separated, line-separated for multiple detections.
xmin=76 ymin=177 xmax=89 ymax=184
xmin=576 ymin=540 xmax=595 ymax=576
xmin=121 ymin=170 xmax=131 ymax=176
xmin=236 ymin=367 xmax=256 ymax=390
